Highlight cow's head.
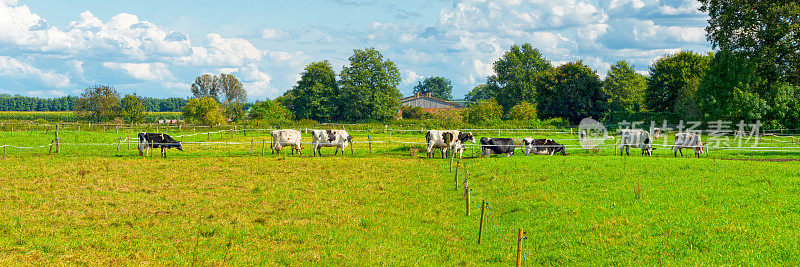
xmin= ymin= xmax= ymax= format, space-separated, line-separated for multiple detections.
xmin=458 ymin=132 xmax=475 ymax=144
xmin=347 ymin=135 xmax=353 ymax=143
xmin=522 ymin=137 xmax=532 ymax=146
xmin=177 ymin=141 xmax=184 ymax=151
xmin=643 ymin=137 xmax=653 ymax=156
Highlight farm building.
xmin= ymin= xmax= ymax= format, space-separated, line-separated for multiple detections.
xmin=400 ymin=92 xmax=464 ymax=114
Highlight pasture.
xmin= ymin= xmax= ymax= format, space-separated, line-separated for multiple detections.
xmin=1 ymin=122 xmax=799 ymax=264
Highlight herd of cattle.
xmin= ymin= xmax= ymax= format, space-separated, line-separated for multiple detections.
xmin=135 ymin=128 xmax=709 ymax=158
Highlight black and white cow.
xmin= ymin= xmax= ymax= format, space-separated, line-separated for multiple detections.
xmin=425 ymin=130 xmax=459 ymax=158
xmin=522 ymin=138 xmax=566 ymax=156
xmin=479 ymin=137 xmax=515 ymax=157
xmin=312 ymin=130 xmax=353 ymax=156
xmin=619 ymin=129 xmax=653 ymax=156
xmin=138 ymin=132 xmax=183 ymax=158
xmin=442 ymin=131 xmax=475 ymax=159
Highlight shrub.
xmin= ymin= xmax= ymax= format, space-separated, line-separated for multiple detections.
xmin=400 ymin=105 xmax=426 ymax=119
xmin=428 ymin=108 xmax=463 ymax=129
xmin=248 ymin=100 xmax=293 ymax=121
xmin=464 ymin=98 xmax=502 ymax=125
xmin=182 ymin=97 xmax=226 ymax=125
xmin=506 ymin=102 xmax=537 ymax=120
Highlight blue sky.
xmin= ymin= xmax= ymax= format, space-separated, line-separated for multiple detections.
xmin=0 ymin=0 xmax=712 ymax=100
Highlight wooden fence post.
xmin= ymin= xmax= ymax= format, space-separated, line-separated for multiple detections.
xmin=384 ymin=125 xmax=387 ymax=134
xmin=351 ymin=140 xmax=354 ymax=155
xmin=368 ymin=136 xmax=372 ymax=153
xmin=2 ymin=145 xmax=5 ymax=160
xmin=517 ymin=228 xmax=524 ymax=267
xmin=250 ymin=139 xmax=253 ymax=155
xmin=10 ymin=127 xmax=12 ymax=137
xmin=465 ymin=172 xmax=471 ymax=216
xmin=115 ymin=126 xmax=118 ymax=133
xmin=454 ymin=161 xmax=460 ymax=190
xmin=55 ymin=124 xmax=60 ymax=153
xmin=117 ymin=138 xmax=121 ymax=152
xmin=261 ymin=140 xmax=266 ymax=155
xmin=478 ymin=200 xmax=486 ymax=244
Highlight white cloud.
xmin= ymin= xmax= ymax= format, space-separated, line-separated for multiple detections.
xmin=0 ymin=56 xmax=71 ymax=88
xmin=102 ymin=62 xmax=174 ymax=81
xmin=261 ymin=28 xmax=288 ymax=39
xmin=403 ymin=70 xmax=424 ymax=85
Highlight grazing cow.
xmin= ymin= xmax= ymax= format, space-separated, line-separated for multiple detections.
xmin=652 ymin=128 xmax=663 ymax=139
xmin=425 ymin=130 xmax=460 ymax=158
xmin=480 ymin=137 xmax=515 ymax=157
xmin=271 ymin=129 xmax=302 ymax=155
xmin=446 ymin=132 xmax=475 ymax=159
xmin=619 ymin=129 xmax=654 ymax=156
xmin=522 ymin=138 xmax=566 ymax=156
xmin=311 ymin=130 xmax=353 ymax=156
xmin=673 ymin=132 xmax=706 ymax=157
xmin=138 ymin=132 xmax=183 ymax=158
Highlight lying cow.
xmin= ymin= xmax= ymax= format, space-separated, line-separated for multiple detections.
xmin=271 ymin=129 xmax=302 ymax=155
xmin=425 ymin=130 xmax=459 ymax=158
xmin=312 ymin=130 xmax=353 ymax=156
xmin=480 ymin=137 xmax=515 ymax=157
xmin=522 ymin=138 xmax=566 ymax=156
xmin=619 ymin=129 xmax=653 ymax=156
xmin=674 ymin=132 xmax=706 ymax=157
xmin=138 ymin=132 xmax=183 ymax=158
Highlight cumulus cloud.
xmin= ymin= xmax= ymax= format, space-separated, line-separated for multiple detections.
xmin=102 ymin=62 xmax=174 ymax=81
xmin=0 ymin=56 xmax=71 ymax=88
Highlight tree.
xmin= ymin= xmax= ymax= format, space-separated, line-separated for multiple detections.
xmin=464 ymin=84 xmax=495 ymax=102
xmin=464 ymin=98 xmax=503 ymax=125
xmin=219 ymin=73 xmax=247 ymax=104
xmin=287 ymin=61 xmax=340 ymax=122
xmin=191 ymin=74 xmax=220 ymax=101
xmin=604 ymin=61 xmax=647 ymax=112
xmin=700 ymin=0 xmax=800 ymax=86
xmin=537 ymin=61 xmax=607 ymax=124
xmin=507 ymin=102 xmax=537 ymax=120
xmin=182 ymin=97 xmax=226 ymax=125
xmin=338 ymin=48 xmax=402 ymax=122
xmin=248 ymin=99 xmax=292 ymax=121
xmin=217 ymin=73 xmax=247 ymax=122
xmin=400 ymin=105 xmax=426 ymax=119
xmin=645 ymin=51 xmax=712 ymax=117
xmin=490 ymin=43 xmax=552 ymax=111
xmin=413 ymin=77 xmax=453 ymax=100
xmin=697 ymin=50 xmax=768 ymax=122
xmin=75 ymin=85 xmax=121 ymax=122
xmin=120 ymin=93 xmax=145 ymax=123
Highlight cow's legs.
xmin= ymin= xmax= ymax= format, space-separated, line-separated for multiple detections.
xmin=334 ymin=147 xmax=339 ymax=155
xmin=619 ymin=146 xmax=624 ymax=156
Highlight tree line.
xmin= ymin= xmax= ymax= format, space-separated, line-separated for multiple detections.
xmin=0 ymin=94 xmax=185 ymax=113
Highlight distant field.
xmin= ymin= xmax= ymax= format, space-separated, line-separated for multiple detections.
xmin=0 ymin=123 xmax=799 ymax=264
xmin=0 ymin=111 xmax=182 ymax=123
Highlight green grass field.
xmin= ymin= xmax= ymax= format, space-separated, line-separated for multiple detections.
xmin=1 ymin=124 xmax=799 ymax=264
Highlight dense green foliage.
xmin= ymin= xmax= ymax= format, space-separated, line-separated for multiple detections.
xmin=604 ymin=61 xmax=647 ymax=112
xmin=400 ymin=105 xmax=426 ymax=119
xmin=506 ymin=102 xmax=537 ymax=121
xmin=285 ymin=61 xmax=340 ymax=122
xmin=464 ymin=84 xmax=494 ymax=102
xmin=248 ymin=99 xmax=293 ymax=121
xmin=182 ymin=97 xmax=226 ymax=125
xmin=489 ymin=43 xmax=552 ymax=112
xmin=120 ymin=94 xmax=146 ymax=124
xmin=537 ymin=61 xmax=607 ymax=124
xmin=338 ymin=48 xmax=402 ymax=122
xmin=74 ymin=85 xmax=122 ymax=122
xmin=0 ymin=95 xmax=77 ymax=111
xmin=700 ymin=0 xmax=800 ymax=86
xmin=645 ymin=51 xmax=711 ymax=118
xmin=413 ymin=77 xmax=453 ymax=100
xmin=463 ymin=98 xmax=503 ymax=125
